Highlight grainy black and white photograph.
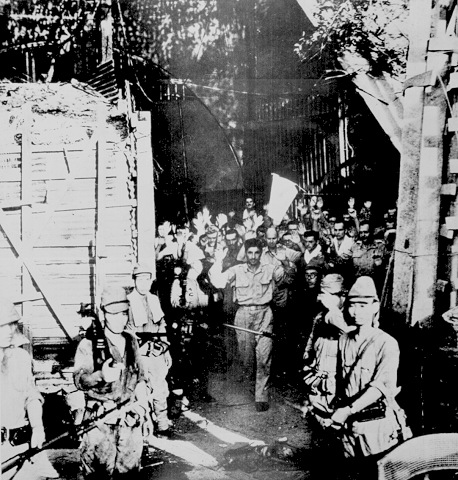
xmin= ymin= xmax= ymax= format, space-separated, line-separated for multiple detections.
xmin=1 ymin=0 xmax=458 ymax=479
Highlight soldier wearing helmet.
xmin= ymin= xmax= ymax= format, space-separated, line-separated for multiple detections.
xmin=126 ymin=263 xmax=173 ymax=438
xmin=73 ymin=286 xmax=148 ymax=480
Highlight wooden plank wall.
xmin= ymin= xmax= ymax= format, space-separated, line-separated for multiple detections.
xmin=0 ymin=84 xmax=137 ymax=345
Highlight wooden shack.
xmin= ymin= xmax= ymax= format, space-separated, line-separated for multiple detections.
xmin=0 ymin=81 xmax=155 ymax=368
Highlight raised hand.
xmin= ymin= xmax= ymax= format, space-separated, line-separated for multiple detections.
xmin=253 ymin=214 xmax=264 ymax=231
xmin=216 ymin=213 xmax=228 ymax=229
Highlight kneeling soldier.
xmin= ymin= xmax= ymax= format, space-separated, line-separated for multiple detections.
xmin=74 ymin=286 xmax=148 ymax=480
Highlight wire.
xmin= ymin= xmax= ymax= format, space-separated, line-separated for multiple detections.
xmin=392 ymin=248 xmax=456 ymax=259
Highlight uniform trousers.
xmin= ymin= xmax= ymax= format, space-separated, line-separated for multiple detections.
xmin=80 ymin=419 xmax=143 ymax=479
xmin=234 ymin=305 xmax=273 ymax=403
xmin=142 ymin=354 xmax=170 ymax=431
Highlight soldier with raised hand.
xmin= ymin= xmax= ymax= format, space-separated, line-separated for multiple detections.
xmin=209 ymin=238 xmax=292 ymax=412
xmin=74 ymin=286 xmax=148 ymax=480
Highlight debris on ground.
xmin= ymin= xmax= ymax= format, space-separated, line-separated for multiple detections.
xmin=222 ymin=440 xmax=309 ymax=473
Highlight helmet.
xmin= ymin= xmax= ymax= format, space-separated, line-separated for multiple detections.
xmin=0 ymin=296 xmax=21 ymax=326
xmin=132 ymin=262 xmax=153 ymax=278
xmin=100 ymin=286 xmax=129 ymax=314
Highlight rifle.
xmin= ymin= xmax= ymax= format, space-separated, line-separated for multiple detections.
xmin=135 ymin=331 xmax=169 ymax=344
xmin=2 ymin=398 xmax=132 ymax=474
xmin=222 ymin=323 xmax=276 ymax=339
xmin=78 ymin=303 xmax=112 ymax=371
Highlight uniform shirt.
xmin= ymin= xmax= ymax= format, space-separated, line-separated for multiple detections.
xmin=209 ymin=261 xmax=286 ymax=306
xmin=336 ymin=326 xmax=408 ymax=457
xmin=350 ymin=241 xmax=386 ymax=277
xmin=1 ymin=345 xmax=43 ymax=429
xmin=331 ymin=236 xmax=354 ymax=260
xmin=337 ymin=326 xmax=399 ymax=402
xmin=127 ymin=290 xmax=166 ymax=336
xmin=303 ymin=244 xmax=322 ymax=264
xmin=261 ymin=246 xmax=298 ymax=308
xmin=74 ymin=333 xmax=143 ymax=404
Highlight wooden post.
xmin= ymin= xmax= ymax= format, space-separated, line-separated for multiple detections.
xmin=409 ymin=3 xmax=449 ymax=325
xmin=338 ymin=93 xmax=349 ymax=177
xmin=136 ymin=111 xmax=156 ymax=279
xmin=95 ymin=135 xmax=107 ymax=309
xmin=178 ymin=101 xmax=189 ymax=219
xmin=392 ymin=0 xmax=432 ymax=320
xmin=100 ymin=0 xmax=113 ymax=63
xmin=20 ymin=105 xmax=33 ymax=351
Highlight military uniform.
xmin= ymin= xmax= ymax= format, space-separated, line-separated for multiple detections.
xmin=73 ymin=286 xmax=146 ymax=479
xmin=210 ymin=257 xmax=288 ymax=406
xmin=350 ymin=240 xmax=386 ymax=287
xmin=0 ymin=297 xmax=58 ymax=480
xmin=127 ymin=288 xmax=171 ymax=432
xmin=333 ymin=277 xmax=411 ymax=462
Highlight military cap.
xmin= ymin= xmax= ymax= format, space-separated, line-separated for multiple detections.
xmin=348 ymin=276 xmax=379 ymax=301
xmin=0 ymin=296 xmax=21 ymax=326
xmin=132 ymin=262 xmax=153 ymax=278
xmin=100 ymin=286 xmax=129 ymax=314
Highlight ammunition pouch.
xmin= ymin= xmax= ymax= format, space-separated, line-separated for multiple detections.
xmin=303 ymin=365 xmax=330 ymax=395
xmin=350 ymin=399 xmax=386 ymax=423
xmin=1 ymin=425 xmax=32 ymax=446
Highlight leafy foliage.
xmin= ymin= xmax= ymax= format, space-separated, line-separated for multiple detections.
xmin=294 ymin=0 xmax=409 ymax=78
xmin=2 ymin=0 xmax=97 ymax=53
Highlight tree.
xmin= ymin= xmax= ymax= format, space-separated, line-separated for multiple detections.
xmin=294 ymin=0 xmax=409 ymax=79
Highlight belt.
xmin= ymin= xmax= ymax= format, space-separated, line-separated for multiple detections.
xmin=1 ymin=425 xmax=31 ymax=446
xmin=87 ymin=399 xmax=117 ymax=411
xmin=237 ymin=304 xmax=270 ymax=310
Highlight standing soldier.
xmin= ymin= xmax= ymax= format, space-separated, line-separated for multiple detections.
xmin=330 ymin=276 xmax=411 ymax=478
xmin=349 ymin=221 xmax=387 ymax=294
xmin=127 ymin=263 xmax=173 ymax=438
xmin=74 ymin=286 xmax=148 ymax=480
xmin=1 ymin=297 xmax=58 ymax=480
xmin=209 ymin=238 xmax=291 ymax=412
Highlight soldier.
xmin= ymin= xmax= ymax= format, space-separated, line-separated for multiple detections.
xmin=1 ymin=296 xmax=58 ymax=480
xmin=330 ymin=276 xmax=411 ymax=477
xmin=349 ymin=221 xmax=387 ymax=293
xmin=74 ymin=286 xmax=148 ymax=480
xmin=209 ymin=238 xmax=292 ymax=412
xmin=127 ymin=263 xmax=173 ymax=438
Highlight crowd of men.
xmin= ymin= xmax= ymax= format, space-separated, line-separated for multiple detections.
xmin=152 ymin=195 xmax=399 ymax=394
xmin=0 ymin=194 xmax=412 ymax=480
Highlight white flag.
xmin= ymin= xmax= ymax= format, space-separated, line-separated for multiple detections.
xmin=267 ymin=174 xmax=298 ymax=225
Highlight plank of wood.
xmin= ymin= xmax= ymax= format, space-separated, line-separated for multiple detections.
xmin=429 ymin=36 xmax=458 ymax=52
xmin=21 ymin=105 xmax=34 ymax=350
xmin=136 ymin=111 xmax=156 ymax=277
xmin=0 ymin=208 xmax=78 ymax=340
xmin=441 ymin=183 xmax=458 ymax=196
